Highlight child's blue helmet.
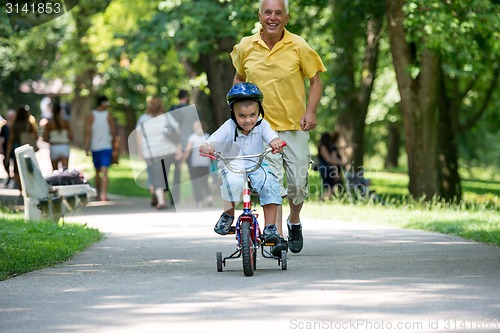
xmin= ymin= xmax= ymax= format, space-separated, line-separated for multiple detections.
xmin=226 ymin=82 xmax=265 ymax=140
xmin=226 ymin=82 xmax=263 ymax=107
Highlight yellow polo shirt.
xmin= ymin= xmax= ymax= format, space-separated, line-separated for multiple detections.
xmin=230 ymin=29 xmax=326 ymax=131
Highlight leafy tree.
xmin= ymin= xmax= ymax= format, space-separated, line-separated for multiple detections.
xmin=387 ymin=0 xmax=450 ymax=199
xmin=387 ymin=0 xmax=499 ymax=200
xmin=2 ymin=0 xmax=498 ymax=195
xmin=88 ymin=0 xmax=179 ymax=139
xmin=331 ymin=0 xmax=385 ymax=169
xmin=432 ymin=0 xmax=499 ymax=200
xmin=157 ymin=0 xmax=258 ymax=128
xmin=55 ymin=0 xmax=114 ymax=146
xmin=0 ymin=13 xmax=68 ymax=114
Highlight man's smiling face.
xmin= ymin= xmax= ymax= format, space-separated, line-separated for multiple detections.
xmin=258 ymin=0 xmax=289 ymax=39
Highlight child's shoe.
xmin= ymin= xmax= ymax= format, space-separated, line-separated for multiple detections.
xmin=214 ymin=212 xmax=234 ymax=235
xmin=262 ymin=224 xmax=281 ymax=244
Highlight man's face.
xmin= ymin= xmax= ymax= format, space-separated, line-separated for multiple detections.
xmin=258 ymin=0 xmax=289 ymax=39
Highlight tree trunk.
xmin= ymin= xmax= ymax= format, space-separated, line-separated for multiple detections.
xmin=334 ymin=1 xmax=384 ymax=169
xmin=437 ymin=109 xmax=462 ymax=201
xmin=386 ymin=0 xmax=440 ymax=199
xmin=201 ymin=37 xmax=236 ymax=128
xmin=333 ymin=0 xmax=358 ymax=163
xmin=437 ymin=66 xmax=462 ymax=201
xmin=67 ymin=1 xmax=114 ymax=148
xmin=67 ymin=6 xmax=99 ymax=148
xmin=121 ymin=104 xmax=136 ymax=151
xmin=385 ymin=121 xmax=401 ymax=168
xmin=70 ymin=71 xmax=96 ymax=148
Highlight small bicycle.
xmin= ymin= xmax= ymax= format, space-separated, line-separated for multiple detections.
xmin=201 ymin=143 xmax=287 ymax=276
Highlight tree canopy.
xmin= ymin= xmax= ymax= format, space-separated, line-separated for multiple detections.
xmin=0 ymin=0 xmax=498 ymax=201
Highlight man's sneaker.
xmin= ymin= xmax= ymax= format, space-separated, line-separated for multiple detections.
xmin=271 ymin=238 xmax=288 ymax=257
xmin=262 ymin=224 xmax=281 ymax=244
xmin=287 ymin=220 xmax=303 ymax=253
xmin=214 ymin=212 xmax=234 ymax=235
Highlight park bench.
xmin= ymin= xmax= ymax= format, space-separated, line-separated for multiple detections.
xmin=14 ymin=144 xmax=96 ymax=222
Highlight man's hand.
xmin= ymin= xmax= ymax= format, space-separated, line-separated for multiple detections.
xmin=301 ymin=73 xmax=322 ymax=131
xmin=300 ymin=111 xmax=317 ymax=131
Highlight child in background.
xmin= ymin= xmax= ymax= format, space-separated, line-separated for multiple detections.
xmin=182 ymin=120 xmax=213 ymax=208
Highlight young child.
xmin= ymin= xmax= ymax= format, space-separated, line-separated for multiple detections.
xmin=182 ymin=120 xmax=213 ymax=208
xmin=199 ymin=82 xmax=287 ymax=255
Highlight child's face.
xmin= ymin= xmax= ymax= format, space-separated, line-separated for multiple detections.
xmin=193 ymin=120 xmax=203 ymax=135
xmin=233 ymin=101 xmax=259 ymax=134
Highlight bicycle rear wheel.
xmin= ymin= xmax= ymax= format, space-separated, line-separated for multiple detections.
xmin=241 ymin=222 xmax=255 ymax=276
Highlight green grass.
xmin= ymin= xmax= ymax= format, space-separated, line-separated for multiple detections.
xmin=302 ymin=202 xmax=500 ymax=247
xmin=0 ymin=208 xmax=103 ymax=280
xmin=306 ymin=166 xmax=500 ymax=246
xmin=304 ymin=164 xmax=499 ymax=247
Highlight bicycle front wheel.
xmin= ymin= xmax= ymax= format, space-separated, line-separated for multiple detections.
xmin=241 ymin=222 xmax=255 ymax=276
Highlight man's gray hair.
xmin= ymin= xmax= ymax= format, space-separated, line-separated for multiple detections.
xmin=259 ymin=0 xmax=289 ymax=15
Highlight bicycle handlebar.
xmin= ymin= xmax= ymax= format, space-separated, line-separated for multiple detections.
xmin=200 ymin=141 xmax=286 ymax=174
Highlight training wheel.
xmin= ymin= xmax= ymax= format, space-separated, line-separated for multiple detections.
xmin=281 ymin=250 xmax=287 ymax=270
xmin=216 ymin=252 xmax=223 ymax=272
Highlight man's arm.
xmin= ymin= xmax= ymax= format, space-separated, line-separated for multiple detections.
xmin=300 ymin=73 xmax=323 ymax=131
xmin=233 ymin=72 xmax=246 ymax=84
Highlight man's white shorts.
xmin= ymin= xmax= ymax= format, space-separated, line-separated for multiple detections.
xmin=265 ymin=130 xmax=311 ymax=206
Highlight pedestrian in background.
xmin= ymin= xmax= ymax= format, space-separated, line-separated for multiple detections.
xmin=317 ymin=131 xmax=344 ymax=201
xmin=43 ymin=103 xmax=73 ymax=171
xmin=5 ymin=105 xmax=38 ymax=193
xmin=0 ymin=109 xmax=16 ymax=187
xmin=137 ymin=96 xmax=182 ymax=209
xmin=84 ymin=96 xmax=117 ymax=202
xmin=182 ymin=120 xmax=212 ymax=208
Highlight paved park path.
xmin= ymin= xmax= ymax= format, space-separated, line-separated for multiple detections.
xmin=1 ymin=194 xmax=499 ymax=333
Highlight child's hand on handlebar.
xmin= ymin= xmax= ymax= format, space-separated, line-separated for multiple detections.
xmin=269 ymin=137 xmax=285 ymax=154
xmin=199 ymin=142 xmax=216 ymax=156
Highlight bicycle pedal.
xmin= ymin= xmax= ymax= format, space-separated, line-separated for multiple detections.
xmin=227 ymin=226 xmax=236 ymax=234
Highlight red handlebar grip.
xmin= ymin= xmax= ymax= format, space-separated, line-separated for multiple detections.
xmin=199 ymin=153 xmax=217 ymax=160
xmin=281 ymin=140 xmax=287 ymax=147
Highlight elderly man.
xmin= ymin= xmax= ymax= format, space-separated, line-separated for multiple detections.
xmin=230 ymin=0 xmax=326 ymax=255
